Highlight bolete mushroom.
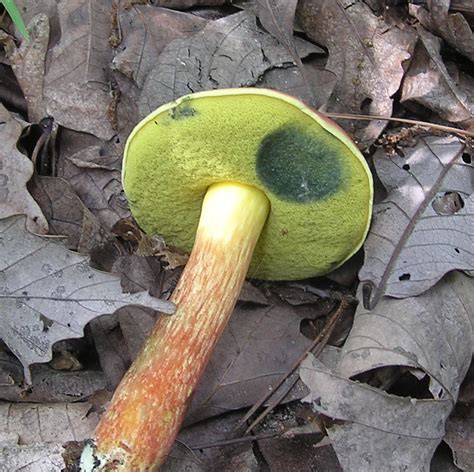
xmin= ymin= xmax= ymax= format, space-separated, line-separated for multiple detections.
xmin=81 ymin=88 xmax=373 ymax=471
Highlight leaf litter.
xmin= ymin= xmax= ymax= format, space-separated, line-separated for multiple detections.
xmin=360 ymin=135 xmax=472 ymax=307
xmin=0 ymin=0 xmax=474 ymax=470
xmin=139 ymin=10 xmax=321 ymax=116
xmin=0 ymin=215 xmax=174 ymax=383
xmin=300 ymin=271 xmax=473 ymax=472
xmin=0 ymin=104 xmax=48 ymax=233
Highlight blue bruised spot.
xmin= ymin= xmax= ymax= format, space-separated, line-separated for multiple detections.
xmin=256 ymin=125 xmax=342 ymax=202
xmin=169 ymin=102 xmax=197 ymax=120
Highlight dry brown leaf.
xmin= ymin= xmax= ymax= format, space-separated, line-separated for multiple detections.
xmin=0 ymin=104 xmax=48 ymax=233
xmin=0 ymin=353 xmax=106 ymax=403
xmin=410 ymin=0 xmax=474 ymax=62
xmin=401 ymin=28 xmax=474 ymax=125
xmin=163 ymin=412 xmax=257 ymax=472
xmin=256 ymin=405 xmax=341 ymax=471
xmin=118 ymin=306 xmax=157 ymax=360
xmin=89 ymin=314 xmax=129 ymax=389
xmin=6 ymin=13 xmax=49 ymax=122
xmin=158 ymin=248 xmax=189 ymax=270
xmin=139 ymin=10 xmax=320 ymax=116
xmin=112 ymin=255 xmax=163 ymax=293
xmin=297 ymin=0 xmax=417 ymax=147
xmin=113 ymin=6 xmax=208 ymax=89
xmin=238 ymin=281 xmax=269 ymax=305
xmin=43 ymin=0 xmax=115 ymax=140
xmin=257 ymin=64 xmax=336 ymax=109
xmin=16 ymin=0 xmax=60 ymax=41
xmin=186 ymin=299 xmax=313 ymax=424
xmin=62 ymin=142 xmax=129 ymax=230
xmin=29 ymin=176 xmax=115 ymax=254
xmin=256 ymin=0 xmax=316 ymax=105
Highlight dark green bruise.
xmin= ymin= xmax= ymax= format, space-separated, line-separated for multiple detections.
xmin=168 ymin=101 xmax=197 ymax=120
xmin=256 ymin=125 xmax=342 ymax=202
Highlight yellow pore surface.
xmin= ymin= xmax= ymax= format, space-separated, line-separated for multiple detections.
xmin=123 ymin=89 xmax=373 ymax=280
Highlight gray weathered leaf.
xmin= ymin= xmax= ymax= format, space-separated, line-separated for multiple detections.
xmin=341 ymin=272 xmax=473 ymax=399
xmin=43 ymin=0 xmax=115 ymax=140
xmin=300 ymin=272 xmax=473 ymax=472
xmin=0 ymin=402 xmax=98 ymax=444
xmin=0 ymin=361 xmax=106 ymax=403
xmin=0 ymin=215 xmax=174 ymax=383
xmin=139 ymin=11 xmax=320 ymax=117
xmin=113 ymin=6 xmax=208 ymax=89
xmin=257 ymin=64 xmax=336 ymax=110
xmin=0 ymin=104 xmax=48 ymax=234
xmin=154 ymin=0 xmax=227 ymax=7
xmin=444 ymin=405 xmax=474 ymax=471
xmin=302 ymin=356 xmax=449 ymax=472
xmin=401 ymin=29 xmax=474 ymax=124
xmin=256 ymin=0 xmax=298 ymax=51
xmin=359 ymin=135 xmax=473 ymax=307
xmin=256 ymin=0 xmax=315 ymax=105
xmin=409 ymin=0 xmax=474 ymax=62
xmin=0 ymin=442 xmax=65 ymax=471
xmin=0 ymin=402 xmax=98 ymax=472
xmin=297 ymin=0 xmax=418 ymax=147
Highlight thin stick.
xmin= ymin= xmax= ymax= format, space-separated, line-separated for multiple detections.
xmin=325 ymin=112 xmax=474 ymax=138
xmin=235 ymin=298 xmax=348 ymax=433
xmin=189 ymin=432 xmax=279 ymax=450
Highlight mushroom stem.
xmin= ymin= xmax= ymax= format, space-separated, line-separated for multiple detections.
xmin=82 ymin=181 xmax=270 ymax=471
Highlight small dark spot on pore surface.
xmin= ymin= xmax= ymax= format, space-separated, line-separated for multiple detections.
xmin=454 ymin=248 xmax=460 ymax=254
xmin=399 ymin=273 xmax=411 ymax=281
xmin=402 ymin=164 xmax=410 ymax=171
xmin=169 ymin=104 xmax=197 ymax=120
xmin=462 ymin=152 xmax=472 ymax=164
xmin=256 ymin=124 xmax=342 ymax=202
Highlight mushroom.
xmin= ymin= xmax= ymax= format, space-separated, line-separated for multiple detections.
xmin=81 ymin=88 xmax=373 ymax=471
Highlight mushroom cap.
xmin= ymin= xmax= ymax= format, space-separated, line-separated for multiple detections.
xmin=123 ymin=88 xmax=373 ymax=280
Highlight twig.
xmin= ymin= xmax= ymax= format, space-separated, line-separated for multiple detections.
xmin=189 ymin=432 xmax=279 ymax=450
xmin=287 ymin=283 xmax=358 ymax=304
xmin=324 ymin=112 xmax=474 ymax=138
xmin=189 ymin=430 xmax=333 ymax=451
